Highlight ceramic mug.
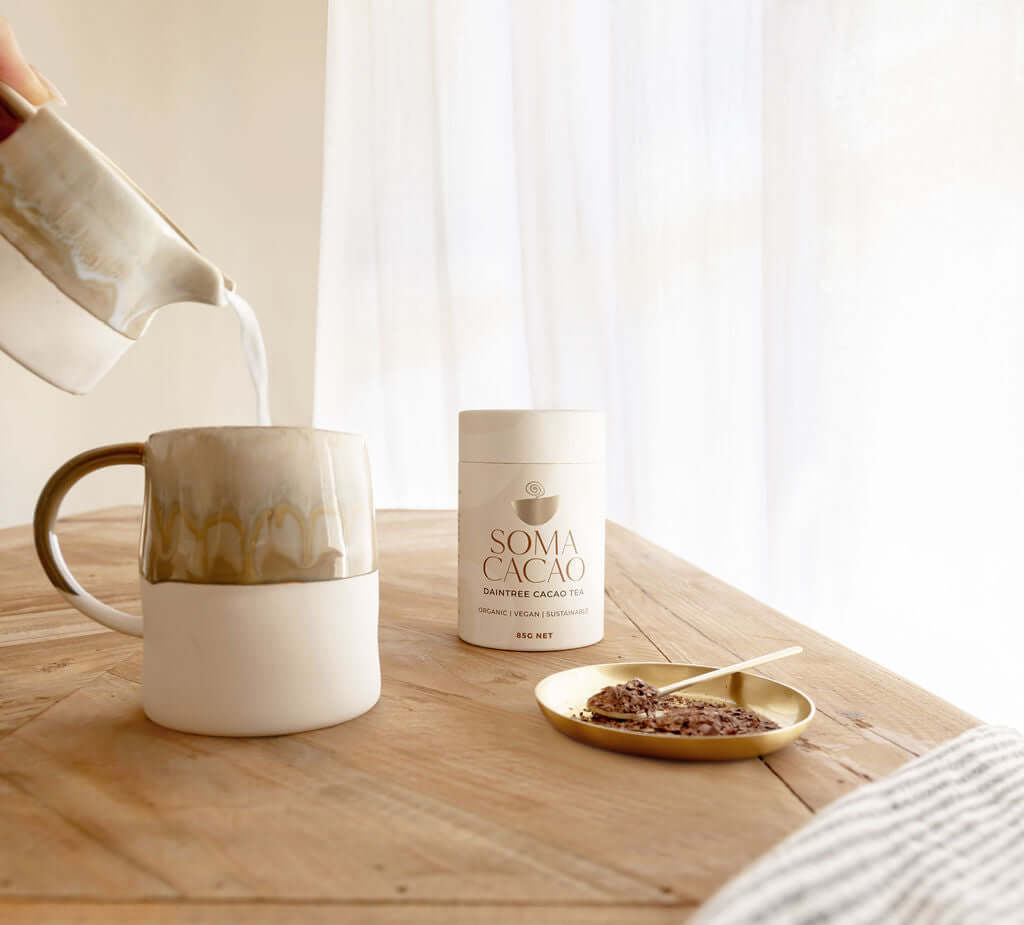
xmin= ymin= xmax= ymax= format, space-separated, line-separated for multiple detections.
xmin=33 ymin=426 xmax=380 ymax=736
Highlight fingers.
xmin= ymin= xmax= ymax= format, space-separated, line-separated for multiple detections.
xmin=30 ymin=65 xmax=65 ymax=105
xmin=0 ymin=106 xmax=18 ymax=142
xmin=0 ymin=17 xmax=63 ymax=106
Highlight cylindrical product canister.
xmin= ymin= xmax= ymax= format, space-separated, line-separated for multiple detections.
xmin=458 ymin=410 xmax=605 ymax=651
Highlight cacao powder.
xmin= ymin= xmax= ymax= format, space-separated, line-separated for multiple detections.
xmin=581 ymin=678 xmax=780 ymax=736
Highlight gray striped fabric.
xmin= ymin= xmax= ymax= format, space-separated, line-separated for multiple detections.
xmin=692 ymin=725 xmax=1024 ymax=925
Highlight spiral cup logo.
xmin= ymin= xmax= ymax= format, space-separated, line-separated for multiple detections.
xmin=524 ymin=480 xmax=545 ymax=498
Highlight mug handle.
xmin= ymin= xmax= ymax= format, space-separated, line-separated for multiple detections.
xmin=33 ymin=443 xmax=146 ymax=637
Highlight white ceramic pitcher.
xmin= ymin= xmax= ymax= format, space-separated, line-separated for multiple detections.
xmin=0 ymin=82 xmax=232 ymax=394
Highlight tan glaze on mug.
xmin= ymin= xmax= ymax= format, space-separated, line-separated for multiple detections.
xmin=0 ymin=82 xmax=232 ymax=394
xmin=34 ymin=427 xmax=380 ymax=736
xmin=140 ymin=428 xmax=376 ymax=584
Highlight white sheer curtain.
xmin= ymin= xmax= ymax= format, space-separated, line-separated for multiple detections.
xmin=763 ymin=1 xmax=1024 ymax=718
xmin=316 ymin=0 xmax=1024 ymax=722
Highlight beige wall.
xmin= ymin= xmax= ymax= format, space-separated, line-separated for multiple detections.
xmin=0 ymin=0 xmax=327 ymax=527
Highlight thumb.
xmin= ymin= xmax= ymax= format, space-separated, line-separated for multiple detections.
xmin=0 ymin=18 xmax=63 ymax=106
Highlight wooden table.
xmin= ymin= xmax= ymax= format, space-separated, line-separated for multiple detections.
xmin=0 ymin=508 xmax=976 ymax=923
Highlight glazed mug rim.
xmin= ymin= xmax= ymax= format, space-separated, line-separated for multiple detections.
xmin=148 ymin=424 xmax=366 ymax=442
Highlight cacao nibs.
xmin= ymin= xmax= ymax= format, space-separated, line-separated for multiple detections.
xmin=585 ymin=678 xmax=662 ymax=716
xmin=579 ymin=678 xmax=780 ymax=736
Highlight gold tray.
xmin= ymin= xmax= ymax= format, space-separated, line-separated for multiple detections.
xmin=535 ymin=661 xmax=815 ymax=760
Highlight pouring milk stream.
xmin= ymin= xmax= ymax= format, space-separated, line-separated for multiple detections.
xmin=226 ymin=290 xmax=272 ymax=426
xmin=0 ymin=81 xmax=271 ymax=419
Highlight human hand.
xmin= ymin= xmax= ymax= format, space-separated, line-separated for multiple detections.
xmin=0 ymin=18 xmax=64 ymax=141
xmin=0 ymin=17 xmax=63 ymax=106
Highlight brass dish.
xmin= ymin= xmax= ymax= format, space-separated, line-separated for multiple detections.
xmin=535 ymin=661 xmax=814 ymax=760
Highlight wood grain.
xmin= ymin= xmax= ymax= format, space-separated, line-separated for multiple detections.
xmin=0 ymin=508 xmax=978 ymax=922
xmin=0 ymin=903 xmax=690 ymax=925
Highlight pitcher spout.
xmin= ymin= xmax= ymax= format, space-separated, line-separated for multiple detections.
xmin=136 ymin=246 xmax=234 ymax=326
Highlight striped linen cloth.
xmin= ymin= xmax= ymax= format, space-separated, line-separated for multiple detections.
xmin=692 ymin=725 xmax=1024 ymax=925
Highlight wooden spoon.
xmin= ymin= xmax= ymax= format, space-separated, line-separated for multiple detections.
xmin=588 ymin=646 xmax=803 ymax=719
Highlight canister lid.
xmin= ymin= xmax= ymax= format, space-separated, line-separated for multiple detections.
xmin=459 ymin=410 xmax=605 ymax=464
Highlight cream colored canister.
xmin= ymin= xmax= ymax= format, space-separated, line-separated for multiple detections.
xmin=458 ymin=410 xmax=605 ymax=651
